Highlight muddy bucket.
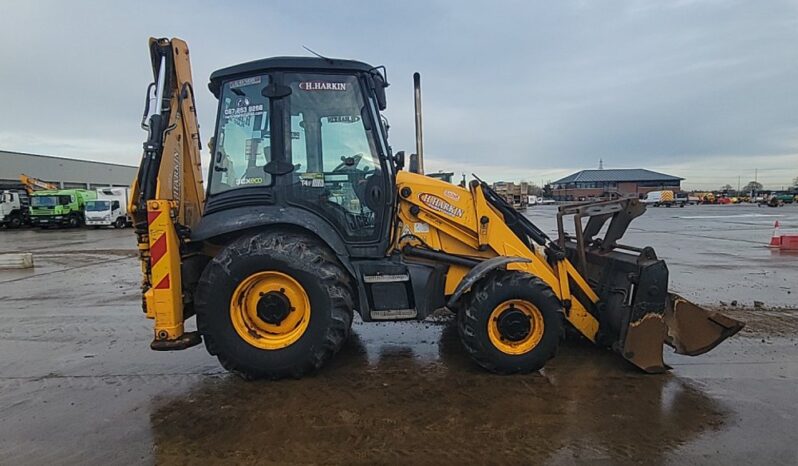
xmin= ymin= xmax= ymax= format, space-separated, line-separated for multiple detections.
xmin=622 ymin=293 xmax=744 ymax=373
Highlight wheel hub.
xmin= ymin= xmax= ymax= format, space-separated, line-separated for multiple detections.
xmin=496 ymin=306 xmax=532 ymax=342
xmin=230 ymin=270 xmax=311 ymax=350
xmin=256 ymin=291 xmax=292 ymax=325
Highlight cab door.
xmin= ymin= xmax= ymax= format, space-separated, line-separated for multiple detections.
xmin=279 ymin=72 xmax=393 ymax=257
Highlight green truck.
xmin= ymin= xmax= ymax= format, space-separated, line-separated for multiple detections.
xmin=29 ymin=189 xmax=97 ymax=228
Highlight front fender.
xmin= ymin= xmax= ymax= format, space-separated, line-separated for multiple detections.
xmin=446 ymin=256 xmax=531 ymax=309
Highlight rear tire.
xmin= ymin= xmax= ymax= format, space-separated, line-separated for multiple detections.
xmin=195 ymin=230 xmax=354 ymax=380
xmin=67 ymin=214 xmax=80 ymax=228
xmin=458 ymin=271 xmax=562 ymax=374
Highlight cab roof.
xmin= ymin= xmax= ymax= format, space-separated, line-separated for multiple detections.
xmin=208 ymin=56 xmax=376 ymax=97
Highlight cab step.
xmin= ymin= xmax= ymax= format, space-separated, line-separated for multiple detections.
xmin=370 ymin=308 xmax=418 ymax=320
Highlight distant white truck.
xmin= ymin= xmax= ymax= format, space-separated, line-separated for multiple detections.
xmin=643 ymin=190 xmax=685 ymax=207
xmin=0 ymin=190 xmax=30 ymax=229
xmin=85 ymin=187 xmax=131 ymax=228
xmin=527 ymin=195 xmax=556 ymax=206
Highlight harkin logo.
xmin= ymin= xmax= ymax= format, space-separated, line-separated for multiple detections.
xmin=419 ymin=193 xmax=464 ymax=218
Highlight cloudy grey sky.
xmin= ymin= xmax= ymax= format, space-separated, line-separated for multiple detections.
xmin=1 ymin=0 xmax=796 ymax=189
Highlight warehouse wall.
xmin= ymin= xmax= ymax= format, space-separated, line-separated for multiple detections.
xmin=0 ymin=150 xmax=138 ymax=189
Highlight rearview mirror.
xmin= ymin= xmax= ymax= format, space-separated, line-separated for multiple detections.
xmin=369 ymin=71 xmax=388 ymax=110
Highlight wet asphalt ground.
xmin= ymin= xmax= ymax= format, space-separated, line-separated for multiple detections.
xmin=0 ymin=204 xmax=796 ymax=464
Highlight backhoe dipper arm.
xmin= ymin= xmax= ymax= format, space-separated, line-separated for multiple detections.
xmin=19 ymin=174 xmax=58 ymax=193
xmin=129 ymin=37 xmax=205 ymax=350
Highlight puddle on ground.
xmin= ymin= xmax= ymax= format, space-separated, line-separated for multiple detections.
xmin=148 ymin=319 xmax=732 ymax=464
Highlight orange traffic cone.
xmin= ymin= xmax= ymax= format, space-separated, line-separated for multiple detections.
xmin=769 ymin=220 xmax=782 ymax=247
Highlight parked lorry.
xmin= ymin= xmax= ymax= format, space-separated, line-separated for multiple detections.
xmin=772 ymin=193 xmax=795 ymax=204
xmin=29 ymin=189 xmax=97 ymax=228
xmin=85 ymin=187 xmax=131 ymax=228
xmin=643 ymin=190 xmax=685 ymax=207
xmin=0 ymin=190 xmax=30 ymax=228
xmin=675 ymin=192 xmax=697 ymax=206
xmin=1 ymin=174 xmax=59 ymax=229
xmin=528 ymin=195 xmax=556 ymax=206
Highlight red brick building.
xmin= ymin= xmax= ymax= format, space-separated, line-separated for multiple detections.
xmin=551 ymin=168 xmax=683 ymax=201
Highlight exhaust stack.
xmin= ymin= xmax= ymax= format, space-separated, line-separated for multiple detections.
xmin=413 ymin=72 xmax=424 ymax=174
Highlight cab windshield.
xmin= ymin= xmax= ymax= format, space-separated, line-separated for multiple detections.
xmin=86 ymin=201 xmax=110 ymax=211
xmin=32 ymin=196 xmax=70 ymax=207
xmin=210 ymin=75 xmax=271 ymax=194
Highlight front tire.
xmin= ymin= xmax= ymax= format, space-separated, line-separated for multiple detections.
xmin=195 ymin=230 xmax=354 ymax=380
xmin=114 ymin=217 xmax=126 ymax=229
xmin=8 ymin=215 xmax=22 ymax=229
xmin=458 ymin=271 xmax=562 ymax=374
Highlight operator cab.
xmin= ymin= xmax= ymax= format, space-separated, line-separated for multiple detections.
xmin=203 ymin=57 xmax=395 ymax=256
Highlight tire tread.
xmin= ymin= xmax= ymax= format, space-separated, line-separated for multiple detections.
xmin=195 ymin=230 xmax=353 ymax=380
xmin=458 ymin=270 xmax=561 ymax=374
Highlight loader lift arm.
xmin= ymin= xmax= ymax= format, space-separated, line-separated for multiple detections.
xmin=129 ymin=37 xmax=206 ymax=350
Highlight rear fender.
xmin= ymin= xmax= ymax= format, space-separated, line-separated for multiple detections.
xmin=192 ymin=205 xmax=352 ymax=271
xmin=191 ymin=205 xmax=366 ymax=319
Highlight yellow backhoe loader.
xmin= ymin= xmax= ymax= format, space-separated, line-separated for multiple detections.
xmin=131 ymin=38 xmax=742 ymax=379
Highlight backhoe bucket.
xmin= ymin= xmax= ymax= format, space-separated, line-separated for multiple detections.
xmin=622 ymin=293 xmax=744 ymax=373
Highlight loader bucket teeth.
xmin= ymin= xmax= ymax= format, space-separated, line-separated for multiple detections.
xmin=664 ymin=293 xmax=745 ymax=356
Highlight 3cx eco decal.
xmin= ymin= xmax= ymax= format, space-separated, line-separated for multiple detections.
xmin=419 ymin=193 xmax=464 ymax=218
xmin=299 ymin=81 xmax=347 ymax=91
xmin=236 ymin=177 xmax=263 ymax=186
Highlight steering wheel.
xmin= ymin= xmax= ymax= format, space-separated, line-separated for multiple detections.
xmin=332 ymin=153 xmax=364 ymax=172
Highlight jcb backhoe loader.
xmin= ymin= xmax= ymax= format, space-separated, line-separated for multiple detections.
xmin=131 ymin=38 xmax=743 ymax=379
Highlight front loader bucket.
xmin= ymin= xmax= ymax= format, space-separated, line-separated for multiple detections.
xmin=664 ymin=294 xmax=744 ymax=356
xmin=622 ymin=293 xmax=744 ymax=373
xmin=558 ymin=197 xmax=744 ymax=373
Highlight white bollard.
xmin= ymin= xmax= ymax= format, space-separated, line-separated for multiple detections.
xmin=0 ymin=253 xmax=34 ymax=269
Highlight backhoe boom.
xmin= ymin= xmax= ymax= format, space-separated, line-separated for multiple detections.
xmin=130 ymin=37 xmax=205 ymax=349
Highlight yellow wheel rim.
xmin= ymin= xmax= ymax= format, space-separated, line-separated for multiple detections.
xmin=487 ymin=299 xmax=545 ymax=355
xmin=230 ymin=271 xmax=310 ymax=350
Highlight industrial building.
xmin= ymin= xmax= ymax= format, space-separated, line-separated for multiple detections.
xmin=551 ymin=168 xmax=683 ymax=201
xmin=493 ymin=181 xmax=536 ymax=207
xmin=0 ymin=150 xmax=138 ymax=189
